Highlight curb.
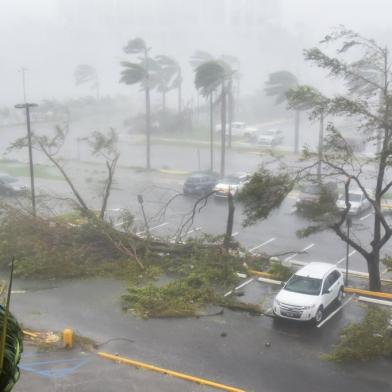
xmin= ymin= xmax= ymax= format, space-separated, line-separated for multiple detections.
xmin=98 ymin=352 xmax=246 ymax=392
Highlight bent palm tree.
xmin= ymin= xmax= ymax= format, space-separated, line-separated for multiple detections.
xmin=265 ymin=71 xmax=300 ymax=153
xmin=195 ymin=60 xmax=232 ymax=177
xmin=74 ymin=64 xmax=100 ymax=100
xmin=120 ymin=38 xmax=159 ymax=170
xmin=156 ymin=55 xmax=182 ymax=114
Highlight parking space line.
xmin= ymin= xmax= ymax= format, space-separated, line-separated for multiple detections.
xmin=317 ymin=295 xmax=354 ymax=328
xmin=224 ymin=278 xmax=254 ymax=297
xmin=335 ymin=250 xmax=357 ymax=265
xmin=136 ymin=222 xmax=168 ymax=235
xmin=283 ymin=243 xmax=314 ymax=262
xmin=249 ymin=237 xmax=275 ymax=253
xmin=360 ymin=213 xmax=372 ymax=221
xmin=232 ymin=232 xmax=239 ymax=237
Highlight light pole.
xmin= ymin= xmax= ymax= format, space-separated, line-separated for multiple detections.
xmin=14 ymin=102 xmax=38 ymax=216
xmin=345 ymin=216 xmax=352 ymax=286
xmin=137 ymin=194 xmax=149 ymax=236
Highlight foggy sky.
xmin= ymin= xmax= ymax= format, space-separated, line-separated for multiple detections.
xmin=1 ymin=0 xmax=392 ymax=107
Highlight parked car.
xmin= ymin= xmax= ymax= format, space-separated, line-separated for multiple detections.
xmin=213 ymin=172 xmax=250 ymax=198
xmin=0 ymin=174 xmax=28 ymax=196
xmin=273 ymin=262 xmax=344 ymax=323
xmin=183 ymin=173 xmax=217 ymax=196
xmin=336 ymin=189 xmax=371 ymax=215
xmin=215 ymin=122 xmax=258 ymax=139
xmin=296 ymin=182 xmax=338 ymax=210
xmin=255 ymin=129 xmax=284 ymax=146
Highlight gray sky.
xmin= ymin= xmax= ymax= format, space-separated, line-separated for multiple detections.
xmin=1 ymin=0 xmax=392 ymax=106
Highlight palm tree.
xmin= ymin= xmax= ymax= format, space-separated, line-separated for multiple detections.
xmin=195 ymin=60 xmax=232 ymax=177
xmin=265 ymin=71 xmax=300 ymax=153
xmin=155 ymin=55 xmax=182 ymax=114
xmin=74 ymin=64 xmax=100 ymax=100
xmin=190 ymin=51 xmax=215 ymax=171
xmin=120 ymin=38 xmax=159 ymax=170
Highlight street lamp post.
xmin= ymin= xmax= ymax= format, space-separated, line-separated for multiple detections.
xmin=14 ymin=102 xmax=38 ymax=216
xmin=345 ymin=216 xmax=352 ymax=286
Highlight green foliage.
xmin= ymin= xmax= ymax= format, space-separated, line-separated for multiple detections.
xmin=382 ymin=256 xmax=392 ymax=272
xmin=237 ymin=167 xmax=294 ymax=227
xmin=265 ymin=71 xmax=298 ymax=105
xmin=123 ymin=38 xmax=147 ymax=54
xmin=268 ymin=261 xmax=294 ymax=281
xmin=324 ymin=307 xmax=392 ymax=362
xmin=194 ymin=61 xmax=226 ymax=96
xmin=0 ymin=306 xmax=23 ymax=392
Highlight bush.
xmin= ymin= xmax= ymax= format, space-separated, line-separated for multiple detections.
xmin=324 ymin=307 xmax=392 ymax=362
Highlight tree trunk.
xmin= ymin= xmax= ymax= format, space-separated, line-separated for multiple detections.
xmin=294 ymin=110 xmax=300 ymax=154
xmin=210 ymin=93 xmax=214 ymax=172
xmin=178 ymin=76 xmax=182 ymax=114
xmin=100 ymin=155 xmax=119 ymax=220
xmin=223 ymin=192 xmax=235 ymax=249
xmin=227 ymin=79 xmax=233 ymax=149
xmin=145 ymin=85 xmax=151 ymax=170
xmin=317 ymin=111 xmax=324 ymax=181
xmin=162 ymin=91 xmax=166 ymax=114
xmin=367 ymin=254 xmax=382 ymax=291
xmin=220 ymin=83 xmax=226 ymax=178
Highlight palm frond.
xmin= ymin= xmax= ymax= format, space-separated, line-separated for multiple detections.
xmin=123 ymin=38 xmax=146 ymax=54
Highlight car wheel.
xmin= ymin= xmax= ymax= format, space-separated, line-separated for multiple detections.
xmin=314 ymin=306 xmax=324 ymax=324
xmin=337 ymin=287 xmax=344 ymax=303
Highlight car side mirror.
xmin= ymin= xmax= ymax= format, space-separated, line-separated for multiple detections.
xmin=280 ymin=281 xmax=285 ymax=287
xmin=323 ymin=288 xmax=330 ymax=295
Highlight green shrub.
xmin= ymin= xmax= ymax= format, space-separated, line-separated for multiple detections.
xmin=324 ymin=307 xmax=392 ymax=362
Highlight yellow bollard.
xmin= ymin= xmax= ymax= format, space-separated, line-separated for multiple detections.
xmin=63 ymin=328 xmax=73 ymax=349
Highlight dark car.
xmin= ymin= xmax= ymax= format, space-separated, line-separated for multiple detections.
xmin=183 ymin=173 xmax=217 ymax=196
xmin=0 ymin=174 xmax=28 ymax=196
xmin=296 ymin=182 xmax=338 ymax=210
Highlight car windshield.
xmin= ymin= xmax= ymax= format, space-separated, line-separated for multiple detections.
xmin=219 ymin=177 xmax=240 ymax=185
xmin=339 ymin=193 xmax=362 ymax=202
xmin=260 ymin=130 xmax=275 ymax=136
xmin=0 ymin=176 xmax=17 ymax=184
xmin=284 ymin=275 xmax=322 ymax=295
xmin=186 ymin=177 xmax=202 ymax=184
xmin=303 ymin=184 xmax=321 ymax=195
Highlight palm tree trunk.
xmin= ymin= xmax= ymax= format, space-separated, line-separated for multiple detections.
xmin=223 ymin=192 xmax=235 ymax=249
xmin=227 ymin=79 xmax=233 ymax=149
xmin=145 ymin=85 xmax=151 ymax=170
xmin=317 ymin=110 xmax=324 ymax=181
xmin=294 ymin=110 xmax=300 ymax=154
xmin=162 ymin=91 xmax=166 ymax=114
xmin=178 ymin=75 xmax=182 ymax=114
xmin=220 ymin=83 xmax=226 ymax=177
xmin=210 ymin=93 xmax=214 ymax=172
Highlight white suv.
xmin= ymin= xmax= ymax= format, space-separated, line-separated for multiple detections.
xmin=273 ymin=262 xmax=344 ymax=323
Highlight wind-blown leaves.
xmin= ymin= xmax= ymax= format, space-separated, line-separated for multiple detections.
xmin=120 ymin=62 xmax=147 ymax=85
xmin=123 ymin=38 xmax=147 ymax=54
xmin=194 ymin=61 xmax=226 ymax=96
xmin=237 ymin=168 xmax=294 ymax=227
xmin=265 ymin=71 xmax=298 ymax=104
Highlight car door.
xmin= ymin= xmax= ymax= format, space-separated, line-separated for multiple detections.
xmin=322 ymin=271 xmax=340 ymax=307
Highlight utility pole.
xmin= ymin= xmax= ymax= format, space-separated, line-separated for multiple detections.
xmin=19 ymin=67 xmax=28 ymax=102
xmin=14 ymin=103 xmax=38 ymax=216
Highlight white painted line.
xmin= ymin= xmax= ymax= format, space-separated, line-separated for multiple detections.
xmin=11 ymin=290 xmax=26 ymax=294
xmin=224 ymin=278 xmax=254 ymax=297
xmin=249 ymin=237 xmax=276 ymax=253
xmin=170 ymin=226 xmax=202 ymax=241
xmin=381 ymin=268 xmax=389 ymax=276
xmin=232 ymin=232 xmax=239 ymax=237
xmin=317 ymin=295 xmax=354 ymax=328
xmin=336 ymin=250 xmax=357 ymax=265
xmin=360 ymin=213 xmax=372 ymax=221
xmin=114 ymin=221 xmax=124 ymax=228
xmin=257 ymin=277 xmax=282 ymax=285
xmin=357 ymin=296 xmax=392 ymax=307
xmin=137 ymin=222 xmax=168 ymax=235
xmin=283 ymin=243 xmax=314 ymax=262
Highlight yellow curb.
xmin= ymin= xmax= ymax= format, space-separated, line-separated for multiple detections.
xmin=23 ymin=330 xmax=38 ymax=338
xmin=98 ymin=352 xmax=246 ymax=392
xmin=344 ymin=287 xmax=392 ymax=300
xmin=249 ymin=270 xmax=274 ymax=278
xmin=158 ymin=168 xmax=190 ymax=175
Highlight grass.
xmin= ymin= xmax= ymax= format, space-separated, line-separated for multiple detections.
xmin=0 ymin=160 xmax=62 ymax=180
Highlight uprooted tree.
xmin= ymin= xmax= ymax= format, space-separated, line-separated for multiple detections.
xmin=287 ymin=27 xmax=392 ymax=291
